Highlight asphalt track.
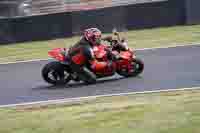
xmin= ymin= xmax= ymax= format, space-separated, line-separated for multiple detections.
xmin=0 ymin=45 xmax=200 ymax=106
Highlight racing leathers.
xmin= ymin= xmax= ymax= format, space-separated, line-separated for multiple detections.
xmin=68 ymin=37 xmax=112 ymax=84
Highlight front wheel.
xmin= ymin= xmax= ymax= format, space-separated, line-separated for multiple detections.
xmin=42 ymin=61 xmax=71 ymax=85
xmin=117 ymin=58 xmax=144 ymax=77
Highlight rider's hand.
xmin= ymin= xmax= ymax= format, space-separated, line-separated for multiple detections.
xmin=114 ymin=32 xmax=119 ymax=35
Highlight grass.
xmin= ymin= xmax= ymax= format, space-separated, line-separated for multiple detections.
xmin=0 ymin=24 xmax=200 ymax=63
xmin=1 ymin=89 xmax=200 ymax=133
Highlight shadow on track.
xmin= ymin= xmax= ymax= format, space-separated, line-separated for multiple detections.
xmin=32 ymin=76 xmax=130 ymax=90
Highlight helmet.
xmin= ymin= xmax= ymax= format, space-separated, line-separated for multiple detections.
xmin=83 ymin=28 xmax=102 ymax=46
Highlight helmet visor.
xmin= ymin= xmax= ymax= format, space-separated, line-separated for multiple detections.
xmin=94 ymin=33 xmax=101 ymax=45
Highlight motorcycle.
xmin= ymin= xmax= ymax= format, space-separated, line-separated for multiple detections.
xmin=41 ymin=39 xmax=144 ymax=85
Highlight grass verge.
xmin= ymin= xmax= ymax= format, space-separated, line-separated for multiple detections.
xmin=0 ymin=25 xmax=200 ymax=63
xmin=1 ymin=89 xmax=200 ymax=133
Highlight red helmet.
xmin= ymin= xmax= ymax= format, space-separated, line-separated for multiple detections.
xmin=83 ymin=28 xmax=102 ymax=46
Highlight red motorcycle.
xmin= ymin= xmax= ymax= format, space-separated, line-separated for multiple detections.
xmin=42 ymin=41 xmax=144 ymax=85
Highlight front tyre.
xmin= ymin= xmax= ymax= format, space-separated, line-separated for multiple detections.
xmin=118 ymin=58 xmax=144 ymax=77
xmin=132 ymin=58 xmax=144 ymax=76
xmin=42 ymin=61 xmax=71 ymax=85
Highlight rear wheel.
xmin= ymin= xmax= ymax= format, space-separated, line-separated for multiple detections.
xmin=42 ymin=61 xmax=71 ymax=85
xmin=117 ymin=58 xmax=144 ymax=77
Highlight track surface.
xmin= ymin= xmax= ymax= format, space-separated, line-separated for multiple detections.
xmin=0 ymin=45 xmax=200 ymax=106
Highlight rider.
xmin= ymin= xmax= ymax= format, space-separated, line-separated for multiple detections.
xmin=67 ymin=28 xmax=114 ymax=84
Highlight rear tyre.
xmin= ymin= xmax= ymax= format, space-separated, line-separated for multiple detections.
xmin=42 ymin=61 xmax=71 ymax=85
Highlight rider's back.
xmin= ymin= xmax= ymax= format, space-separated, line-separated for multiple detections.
xmin=68 ymin=37 xmax=94 ymax=66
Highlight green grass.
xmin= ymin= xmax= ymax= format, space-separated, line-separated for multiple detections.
xmin=1 ymin=24 xmax=200 ymax=63
xmin=1 ymin=89 xmax=200 ymax=133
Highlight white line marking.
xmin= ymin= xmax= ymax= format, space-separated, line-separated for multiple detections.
xmin=135 ymin=43 xmax=200 ymax=50
xmin=0 ymin=43 xmax=199 ymax=65
xmin=0 ymin=86 xmax=199 ymax=108
xmin=0 ymin=58 xmax=52 ymax=65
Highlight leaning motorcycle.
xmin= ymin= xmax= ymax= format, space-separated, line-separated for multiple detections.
xmin=41 ymin=40 xmax=144 ymax=85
